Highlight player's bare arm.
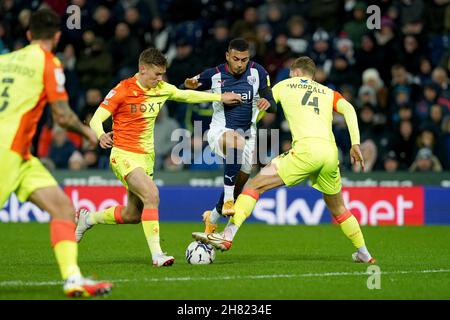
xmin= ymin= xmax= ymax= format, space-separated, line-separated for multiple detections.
xmin=50 ymin=99 xmax=97 ymax=146
xmin=221 ymin=92 xmax=242 ymax=104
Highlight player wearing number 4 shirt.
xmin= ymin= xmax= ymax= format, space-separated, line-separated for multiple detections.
xmin=0 ymin=8 xmax=112 ymax=297
xmin=193 ymin=57 xmax=376 ymax=264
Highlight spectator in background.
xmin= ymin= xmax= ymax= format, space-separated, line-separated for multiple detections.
xmin=342 ymin=1 xmax=368 ymax=51
xmin=286 ymin=15 xmax=309 ymax=55
xmin=124 ymin=6 xmax=147 ymax=46
xmin=167 ymin=38 xmax=203 ymax=87
xmin=79 ymin=88 xmax=104 ymax=124
xmin=109 ymin=22 xmax=141 ymax=81
xmin=166 ymin=38 xmax=204 ymax=123
xmin=357 ymin=85 xmax=378 ymax=109
xmin=308 ymin=29 xmax=333 ymax=75
xmin=383 ymin=150 xmax=400 ymax=172
xmin=201 ymin=20 xmax=230 ymax=67
xmin=429 ymin=103 xmax=446 ymax=134
xmin=230 ymin=6 xmax=258 ymax=38
xmin=415 ymin=82 xmax=442 ymax=120
xmin=308 ymin=0 xmax=341 ymax=32
xmin=374 ymin=17 xmax=399 ymax=81
xmin=409 ymin=147 xmax=442 ymax=172
xmin=355 ymin=33 xmax=384 ymax=75
xmin=392 ymin=119 xmax=416 ymax=168
xmin=57 ymin=43 xmax=79 ymax=111
xmin=399 ymin=34 xmax=423 ymax=75
xmin=264 ymin=3 xmax=285 ymax=36
xmin=398 ymin=0 xmax=425 ymax=35
xmin=431 ymin=66 xmax=450 ymax=100
xmin=328 ymin=54 xmax=358 ymax=91
xmin=13 ymin=8 xmax=30 ymax=45
xmin=68 ymin=151 xmax=86 ymax=171
xmin=335 ymin=34 xmax=355 ymax=66
xmin=416 ymin=126 xmax=439 ymax=156
xmin=362 ymin=68 xmax=388 ymax=110
xmin=49 ymin=126 xmax=77 ymax=169
xmin=77 ymin=36 xmax=113 ymax=91
xmin=91 ymin=5 xmax=115 ymax=40
xmin=416 ymin=57 xmax=433 ymax=85
xmin=264 ymin=32 xmax=292 ymax=81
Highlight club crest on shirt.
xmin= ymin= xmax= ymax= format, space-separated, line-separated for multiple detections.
xmin=247 ymin=75 xmax=256 ymax=85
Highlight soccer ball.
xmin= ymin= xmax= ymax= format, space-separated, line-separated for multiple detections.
xmin=185 ymin=241 xmax=216 ymax=265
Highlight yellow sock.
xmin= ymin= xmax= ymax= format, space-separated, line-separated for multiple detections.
xmin=230 ymin=189 xmax=259 ymax=227
xmin=336 ymin=210 xmax=365 ymax=249
xmin=90 ymin=205 xmax=124 ymax=224
xmin=54 ymin=241 xmax=81 ymax=279
xmin=141 ymin=208 xmax=162 ymax=256
xmin=51 ymin=220 xmax=81 ymax=280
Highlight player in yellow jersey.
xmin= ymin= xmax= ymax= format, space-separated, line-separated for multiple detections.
xmin=76 ymin=47 xmax=241 ymax=266
xmin=0 ymin=9 xmax=113 ymax=297
xmin=193 ymin=56 xmax=376 ymax=263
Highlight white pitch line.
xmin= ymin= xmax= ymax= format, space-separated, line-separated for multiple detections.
xmin=1 ymin=269 xmax=450 ymax=288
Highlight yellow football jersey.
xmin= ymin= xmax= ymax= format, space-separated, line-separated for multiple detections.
xmin=272 ymin=76 xmax=345 ymax=148
xmin=0 ymin=44 xmax=68 ymax=159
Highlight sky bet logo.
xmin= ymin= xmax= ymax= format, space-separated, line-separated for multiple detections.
xmin=129 ymin=101 xmax=163 ymax=113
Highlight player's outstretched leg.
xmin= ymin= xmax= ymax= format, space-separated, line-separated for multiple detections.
xmin=29 ymin=186 xmax=113 ymax=297
xmin=194 ymin=162 xmax=284 ymax=250
xmin=323 ymin=192 xmax=376 ymax=263
xmin=75 ymin=205 xmax=125 ymax=242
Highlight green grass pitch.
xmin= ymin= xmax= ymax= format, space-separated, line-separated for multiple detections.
xmin=1 ymin=222 xmax=449 ymax=299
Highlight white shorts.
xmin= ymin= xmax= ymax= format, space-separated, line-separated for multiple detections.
xmin=207 ymin=125 xmax=256 ymax=174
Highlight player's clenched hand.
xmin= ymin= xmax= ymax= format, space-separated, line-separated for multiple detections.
xmin=99 ymin=132 xmax=114 ymax=149
xmin=350 ymin=144 xmax=365 ymax=172
xmin=256 ymin=98 xmax=270 ymax=111
xmin=221 ymin=92 xmax=242 ymax=104
xmin=184 ymin=77 xmax=201 ymax=89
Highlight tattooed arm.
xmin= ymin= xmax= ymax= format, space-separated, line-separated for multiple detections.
xmin=50 ymin=100 xmax=98 ymax=145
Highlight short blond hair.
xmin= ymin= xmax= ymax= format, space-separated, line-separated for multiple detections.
xmin=290 ymin=56 xmax=316 ymax=77
xmin=139 ymin=47 xmax=167 ymax=67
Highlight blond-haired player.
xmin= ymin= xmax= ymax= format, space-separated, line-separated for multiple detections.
xmin=193 ymin=56 xmax=376 ymax=263
xmin=76 ymin=47 xmax=241 ymax=267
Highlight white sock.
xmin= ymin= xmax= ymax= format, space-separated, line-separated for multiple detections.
xmin=223 ymin=222 xmax=239 ymax=241
xmin=224 ymin=185 xmax=235 ymax=201
xmin=209 ymin=208 xmax=221 ymax=224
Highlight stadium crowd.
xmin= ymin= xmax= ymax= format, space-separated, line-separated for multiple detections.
xmin=1 ymin=0 xmax=449 ymax=172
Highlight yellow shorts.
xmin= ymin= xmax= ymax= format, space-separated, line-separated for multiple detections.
xmin=271 ymin=140 xmax=341 ymax=195
xmin=0 ymin=147 xmax=58 ymax=207
xmin=110 ymin=147 xmax=155 ymax=188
